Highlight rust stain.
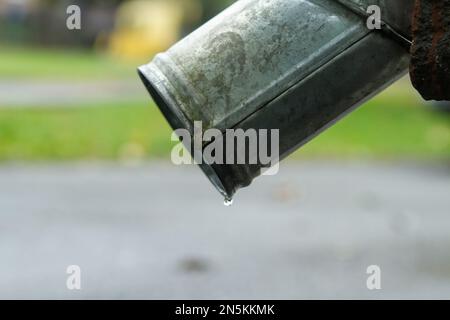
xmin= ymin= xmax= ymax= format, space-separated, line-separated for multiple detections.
xmin=410 ymin=0 xmax=450 ymax=101
xmin=430 ymin=1 xmax=444 ymax=97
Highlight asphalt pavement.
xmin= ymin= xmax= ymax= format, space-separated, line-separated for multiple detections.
xmin=0 ymin=161 xmax=449 ymax=299
xmin=0 ymin=79 xmax=146 ymax=107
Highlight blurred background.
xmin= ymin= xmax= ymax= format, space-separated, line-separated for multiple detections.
xmin=0 ymin=0 xmax=449 ymax=299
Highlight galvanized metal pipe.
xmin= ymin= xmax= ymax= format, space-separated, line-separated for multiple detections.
xmin=139 ymin=0 xmax=415 ymax=199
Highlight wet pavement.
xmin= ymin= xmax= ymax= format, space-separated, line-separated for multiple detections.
xmin=0 ymin=80 xmax=146 ymax=107
xmin=0 ymin=161 xmax=449 ymax=299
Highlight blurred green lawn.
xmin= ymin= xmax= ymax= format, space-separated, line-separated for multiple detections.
xmin=0 ymin=46 xmax=449 ymax=162
xmin=0 ymin=46 xmax=138 ymax=80
xmin=0 ymin=96 xmax=449 ymax=162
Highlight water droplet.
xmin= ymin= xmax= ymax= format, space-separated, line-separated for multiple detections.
xmin=224 ymin=198 xmax=233 ymax=207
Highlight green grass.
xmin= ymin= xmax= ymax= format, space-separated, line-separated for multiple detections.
xmin=0 ymin=46 xmax=141 ymax=80
xmin=296 ymin=94 xmax=450 ymax=160
xmin=0 ymin=102 xmax=174 ymax=161
xmin=0 ymin=92 xmax=449 ymax=162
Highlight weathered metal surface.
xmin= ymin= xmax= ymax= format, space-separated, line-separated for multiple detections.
xmin=410 ymin=0 xmax=450 ymax=101
xmin=139 ymin=0 xmax=414 ymax=198
xmin=210 ymin=32 xmax=409 ymax=197
xmin=140 ymin=0 xmax=371 ymax=133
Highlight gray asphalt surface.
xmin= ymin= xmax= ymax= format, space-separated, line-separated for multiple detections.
xmin=0 ymin=80 xmax=146 ymax=107
xmin=0 ymin=161 xmax=449 ymax=299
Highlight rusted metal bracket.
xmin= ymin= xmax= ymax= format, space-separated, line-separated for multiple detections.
xmin=410 ymin=0 xmax=450 ymax=101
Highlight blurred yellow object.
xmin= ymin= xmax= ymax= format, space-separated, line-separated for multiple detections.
xmin=108 ymin=0 xmax=201 ymax=62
